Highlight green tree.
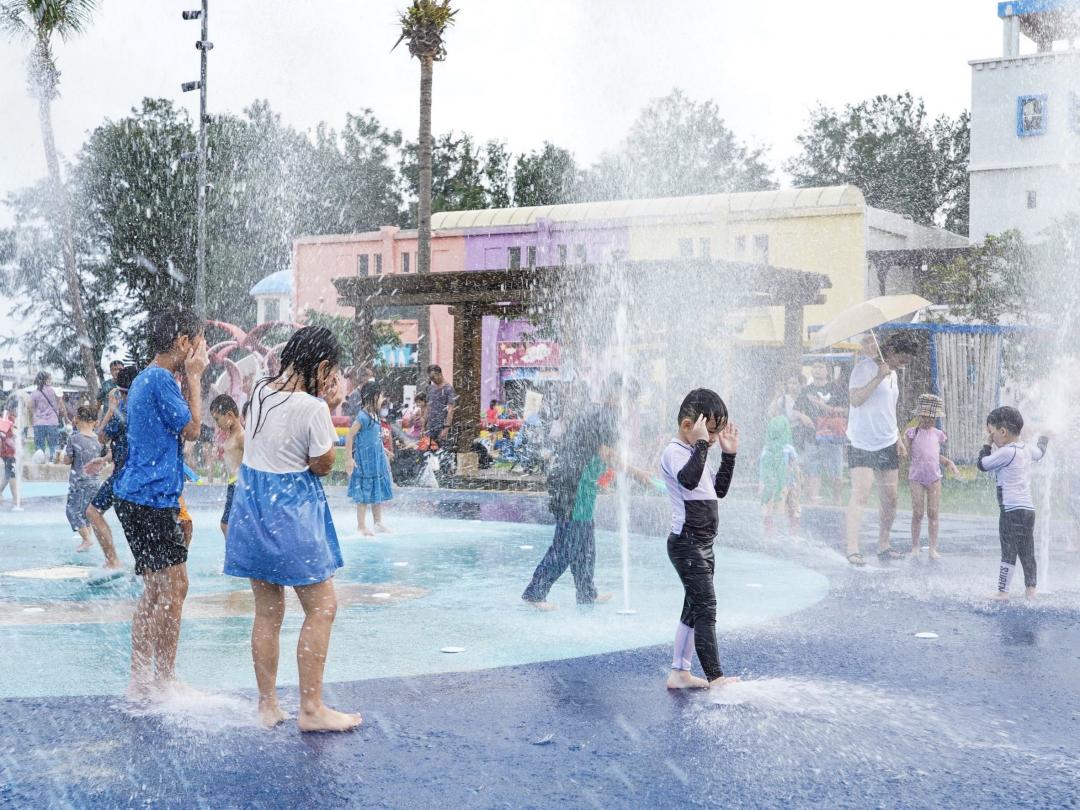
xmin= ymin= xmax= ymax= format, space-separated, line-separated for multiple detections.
xmin=582 ymin=89 xmax=775 ymax=201
xmin=2 ymin=0 xmax=101 ymax=396
xmin=513 ymin=143 xmax=578 ymax=207
xmin=0 ymin=180 xmax=122 ymax=383
xmin=77 ymin=98 xmax=198 ymax=319
xmin=786 ymin=93 xmax=969 ymax=234
xmin=400 ymin=132 xmax=508 ymax=220
xmin=920 ymin=231 xmax=1027 ymax=323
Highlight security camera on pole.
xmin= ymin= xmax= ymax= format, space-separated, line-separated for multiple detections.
xmin=182 ymin=2 xmax=212 ymax=318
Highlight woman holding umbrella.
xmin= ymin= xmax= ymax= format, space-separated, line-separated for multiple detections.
xmin=844 ymin=331 xmax=920 ymax=565
xmin=810 ymin=294 xmax=932 ymax=566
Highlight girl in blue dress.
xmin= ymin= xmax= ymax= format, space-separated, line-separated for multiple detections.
xmin=224 ymin=326 xmax=362 ymax=733
xmin=346 ymin=380 xmax=393 ymax=535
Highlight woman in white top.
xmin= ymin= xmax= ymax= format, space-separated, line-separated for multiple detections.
xmin=844 ymin=332 xmax=919 ymax=566
xmin=224 ymin=326 xmax=361 ymax=733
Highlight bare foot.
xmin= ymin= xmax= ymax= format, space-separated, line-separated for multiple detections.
xmin=992 ymin=591 xmax=1009 ymax=601
xmin=104 ymin=560 xmax=123 ymax=571
xmin=709 ymin=675 xmax=742 ymax=688
xmin=125 ymin=679 xmax=154 ymax=703
xmin=594 ymin=592 xmax=613 ymax=604
xmin=524 ymin=599 xmax=557 ymax=611
xmin=75 ymin=541 xmax=93 ymax=553
xmin=374 ymin=523 xmax=392 ymax=534
xmin=1025 ymin=587 xmax=1037 ymax=600
xmin=297 ymin=705 xmax=362 ymax=733
xmin=928 ymin=549 xmax=941 ymax=561
xmin=666 ymin=670 xmax=709 ymax=690
xmin=259 ymin=699 xmax=289 ymax=728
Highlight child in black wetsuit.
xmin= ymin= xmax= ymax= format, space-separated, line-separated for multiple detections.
xmin=659 ymin=389 xmax=740 ymax=690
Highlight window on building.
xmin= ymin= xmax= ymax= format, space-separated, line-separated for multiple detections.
xmin=263 ymin=298 xmax=280 ymax=323
xmin=753 ymin=234 xmax=769 ymax=264
xmin=735 ymin=236 xmax=747 ymax=254
xmin=508 ymin=247 xmax=522 ymax=269
xmin=1027 ymin=190 xmax=1037 ymax=209
xmin=678 ymin=238 xmax=694 ymax=258
xmin=699 ymin=238 xmax=711 ymax=259
xmin=527 ymin=245 xmax=537 ymax=268
xmin=558 ymin=244 xmax=568 ymax=265
xmin=402 ymin=252 xmax=410 ymax=273
xmin=375 ymin=254 xmax=383 ymax=274
xmin=1017 ymin=95 xmax=1047 ymax=137
xmin=358 ymin=254 xmax=370 ymax=276
xmin=574 ymin=244 xmax=587 ymax=264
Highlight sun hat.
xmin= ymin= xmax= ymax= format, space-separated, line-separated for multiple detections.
xmin=913 ymin=393 xmax=945 ymax=419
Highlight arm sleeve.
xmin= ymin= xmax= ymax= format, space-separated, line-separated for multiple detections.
xmin=676 ymin=439 xmax=710 ymax=490
xmin=307 ymin=400 xmax=337 ymax=459
xmin=1032 ymin=436 xmax=1049 ymax=461
xmin=978 ymin=445 xmax=1015 ymax=472
xmin=714 ymin=452 xmax=737 ymax=499
xmin=155 ymin=372 xmax=192 ymax=435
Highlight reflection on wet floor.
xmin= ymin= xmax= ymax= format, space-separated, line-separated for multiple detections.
xmin=0 ymin=582 xmax=428 ymax=626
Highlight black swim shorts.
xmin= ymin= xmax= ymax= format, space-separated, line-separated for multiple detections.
xmin=221 ymin=481 xmax=236 ymax=526
xmin=115 ymin=498 xmax=188 ymax=576
xmin=848 ymin=443 xmax=900 ymax=472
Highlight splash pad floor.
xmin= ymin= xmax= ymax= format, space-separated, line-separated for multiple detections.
xmin=2 ymin=494 xmax=1079 ymax=808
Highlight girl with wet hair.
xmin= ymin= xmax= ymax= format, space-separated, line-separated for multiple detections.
xmin=224 ymin=325 xmax=362 ymax=733
xmin=345 ymin=380 xmax=394 ymax=536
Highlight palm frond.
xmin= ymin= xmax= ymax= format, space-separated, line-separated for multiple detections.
xmin=394 ymin=0 xmax=457 ymax=60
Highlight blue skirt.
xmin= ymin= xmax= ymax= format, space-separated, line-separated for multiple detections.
xmin=347 ymin=451 xmax=393 ymax=504
xmin=224 ymin=465 xmax=343 ymax=586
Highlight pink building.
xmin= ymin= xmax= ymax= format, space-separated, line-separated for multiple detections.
xmin=293 ymin=227 xmax=466 ymax=379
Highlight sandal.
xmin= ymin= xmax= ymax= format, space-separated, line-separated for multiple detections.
xmin=846 ymin=552 xmax=866 ymax=567
xmin=877 ymin=547 xmax=906 ymax=562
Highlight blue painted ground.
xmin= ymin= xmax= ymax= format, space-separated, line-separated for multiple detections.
xmin=2 ymin=487 xmax=1079 ymax=808
xmin=2 ymin=572 xmax=1078 ymax=808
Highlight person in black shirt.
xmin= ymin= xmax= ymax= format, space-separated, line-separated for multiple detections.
xmin=797 ymin=362 xmax=848 ymax=504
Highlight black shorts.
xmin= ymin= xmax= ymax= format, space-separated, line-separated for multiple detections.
xmin=848 ymin=443 xmax=900 ymax=471
xmin=221 ymin=482 xmax=236 ymax=525
xmin=2 ymin=457 xmax=13 ymax=478
xmin=115 ymin=498 xmax=189 ymax=576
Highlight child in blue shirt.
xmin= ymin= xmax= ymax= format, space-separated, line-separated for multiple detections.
xmin=112 ymin=308 xmax=207 ymax=700
xmin=346 ymin=381 xmax=393 ymax=535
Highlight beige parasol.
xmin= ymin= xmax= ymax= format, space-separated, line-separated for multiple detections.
xmin=810 ymin=294 xmax=933 ymax=352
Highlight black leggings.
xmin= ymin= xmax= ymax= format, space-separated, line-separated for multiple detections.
xmin=999 ymin=508 xmax=1037 ymax=588
xmin=667 ymin=531 xmax=723 ymax=680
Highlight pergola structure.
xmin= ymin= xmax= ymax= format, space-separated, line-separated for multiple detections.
xmin=335 ymin=259 xmax=831 ymax=447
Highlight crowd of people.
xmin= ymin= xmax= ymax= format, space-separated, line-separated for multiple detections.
xmin=1 ymin=309 xmax=1055 ymax=732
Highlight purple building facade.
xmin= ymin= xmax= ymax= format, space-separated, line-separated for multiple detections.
xmin=464 ymin=218 xmax=631 ymax=412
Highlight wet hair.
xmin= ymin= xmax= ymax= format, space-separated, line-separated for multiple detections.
xmin=883 ymin=331 xmax=920 ymax=358
xmin=116 ymin=365 xmax=139 ymax=390
xmin=249 ymin=326 xmax=340 ymax=439
xmin=427 ymin=364 xmax=442 ymax=375
xmin=34 ymin=371 xmax=51 ymax=389
xmin=147 ymin=308 xmax=203 ymax=356
xmin=75 ymin=405 xmax=96 ymax=423
xmin=109 ymin=360 xmax=124 ymax=370
xmin=489 ymin=399 xmax=498 ymax=408
xmin=987 ymin=405 xmax=1024 ymax=435
xmin=209 ymin=394 xmax=239 ymax=417
xmin=414 ymin=392 xmax=427 ymax=403
xmin=360 ymin=380 xmax=382 ymax=411
xmin=677 ymin=388 xmax=728 ymax=428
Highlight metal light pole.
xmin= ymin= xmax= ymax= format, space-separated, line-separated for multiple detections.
xmin=182 ymin=2 xmax=212 ymax=317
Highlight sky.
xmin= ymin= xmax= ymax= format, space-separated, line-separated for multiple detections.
xmin=0 ymin=0 xmax=1009 ymax=367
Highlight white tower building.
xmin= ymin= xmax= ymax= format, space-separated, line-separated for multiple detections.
xmin=969 ymin=1 xmax=1080 ymax=241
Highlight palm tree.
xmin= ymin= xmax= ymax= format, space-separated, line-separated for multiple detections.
xmin=2 ymin=0 xmax=100 ymax=398
xmin=395 ymin=0 xmax=456 ymax=370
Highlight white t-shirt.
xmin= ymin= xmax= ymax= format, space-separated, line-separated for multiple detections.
xmin=242 ymin=386 xmax=337 ymax=473
xmin=846 ymin=357 xmax=899 ymax=451
xmin=978 ymin=441 xmax=1046 ymax=511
